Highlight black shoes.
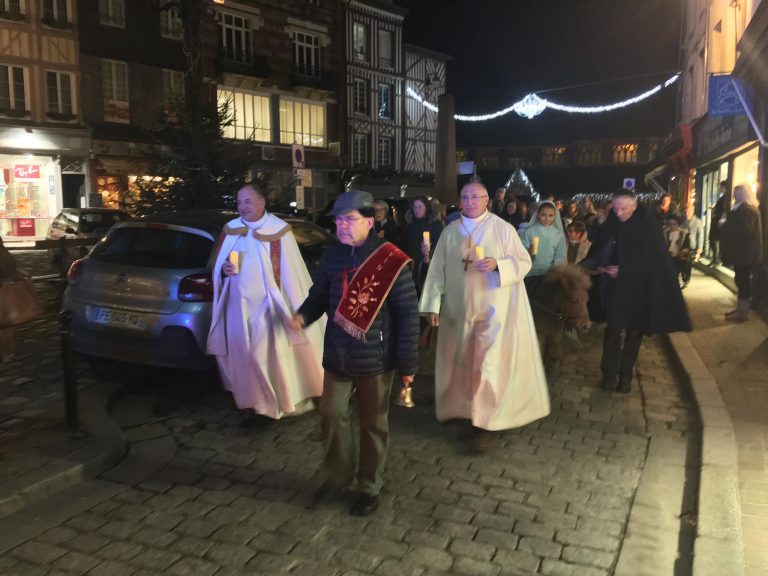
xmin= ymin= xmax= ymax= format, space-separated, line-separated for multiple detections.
xmin=616 ymin=379 xmax=631 ymax=393
xmin=350 ymin=493 xmax=379 ymax=516
xmin=601 ymin=378 xmax=616 ymax=392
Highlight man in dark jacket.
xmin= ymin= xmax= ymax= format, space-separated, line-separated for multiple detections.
xmin=583 ymin=189 xmax=691 ymax=393
xmin=291 ymin=190 xmax=419 ymax=517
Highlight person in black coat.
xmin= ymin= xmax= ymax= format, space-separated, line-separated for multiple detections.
xmin=373 ymin=199 xmax=400 ymax=245
xmin=582 ymin=189 xmax=691 ymax=393
xmin=720 ymin=184 xmax=763 ymax=322
xmin=292 ymin=190 xmax=419 ymax=517
xmin=400 ymin=195 xmax=444 ymax=295
xmin=709 ymin=181 xmax=730 ymax=264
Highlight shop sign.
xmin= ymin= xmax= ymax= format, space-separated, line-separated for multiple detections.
xmin=708 ymin=75 xmax=750 ymax=117
xmin=694 ymin=115 xmax=753 ymax=163
xmin=14 ymin=164 xmax=40 ymax=180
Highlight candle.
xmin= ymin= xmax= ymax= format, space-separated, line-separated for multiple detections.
xmin=422 ymin=231 xmax=430 ymax=245
xmin=229 ymin=251 xmax=239 ymax=274
xmin=474 ymin=245 xmax=485 ymax=261
xmin=530 ymin=236 xmax=540 ymax=256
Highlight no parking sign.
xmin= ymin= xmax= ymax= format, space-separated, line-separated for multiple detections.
xmin=291 ymin=144 xmax=305 ymax=168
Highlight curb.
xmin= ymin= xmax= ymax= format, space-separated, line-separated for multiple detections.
xmin=664 ymin=331 xmax=745 ymax=576
xmin=0 ymin=381 xmax=127 ymax=519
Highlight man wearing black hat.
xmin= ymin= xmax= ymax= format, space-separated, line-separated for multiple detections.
xmin=291 ymin=190 xmax=419 ymax=516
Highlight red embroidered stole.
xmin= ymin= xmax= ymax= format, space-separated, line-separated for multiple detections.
xmin=334 ymin=242 xmax=412 ymax=342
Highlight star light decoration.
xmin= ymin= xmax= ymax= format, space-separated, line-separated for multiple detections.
xmin=406 ymin=73 xmax=680 ymax=122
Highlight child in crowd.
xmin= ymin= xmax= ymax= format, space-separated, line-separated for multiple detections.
xmin=520 ymin=200 xmax=566 ymax=292
xmin=664 ymin=215 xmax=691 ymax=288
xmin=565 ymin=221 xmax=592 ymax=265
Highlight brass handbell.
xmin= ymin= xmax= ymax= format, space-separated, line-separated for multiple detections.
xmin=395 ymin=383 xmax=415 ymax=408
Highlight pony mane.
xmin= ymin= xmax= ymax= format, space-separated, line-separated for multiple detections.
xmin=545 ymin=263 xmax=591 ymax=290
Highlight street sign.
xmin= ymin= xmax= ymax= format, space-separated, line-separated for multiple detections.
xmin=457 ymin=161 xmax=475 ymax=175
xmin=294 ymin=168 xmax=313 ymax=187
xmin=291 ymin=144 xmax=305 ymax=168
xmin=708 ymin=75 xmax=748 ymax=117
xmin=295 ymin=186 xmax=305 ymax=209
xmin=622 ymin=177 xmax=636 ymax=190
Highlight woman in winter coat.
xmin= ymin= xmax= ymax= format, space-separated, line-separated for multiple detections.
xmin=401 ymin=195 xmax=444 ymax=296
xmin=720 ymin=184 xmax=763 ymax=322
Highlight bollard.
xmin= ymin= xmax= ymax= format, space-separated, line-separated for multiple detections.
xmin=59 ymin=310 xmax=79 ymax=431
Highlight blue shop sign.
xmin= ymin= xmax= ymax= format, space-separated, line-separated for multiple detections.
xmin=708 ymin=75 xmax=750 ymax=117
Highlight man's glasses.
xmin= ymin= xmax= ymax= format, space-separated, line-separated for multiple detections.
xmin=460 ymin=195 xmax=488 ymax=203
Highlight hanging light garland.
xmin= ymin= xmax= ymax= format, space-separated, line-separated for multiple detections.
xmin=406 ymin=73 xmax=680 ymax=121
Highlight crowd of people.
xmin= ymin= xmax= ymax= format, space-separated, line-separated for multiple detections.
xmin=2 ymin=178 xmax=761 ymax=520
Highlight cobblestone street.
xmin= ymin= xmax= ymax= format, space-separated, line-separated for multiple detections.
xmin=0 ymin=254 xmax=698 ymax=576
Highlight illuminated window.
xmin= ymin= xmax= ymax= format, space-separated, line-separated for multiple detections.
xmin=45 ymin=70 xmax=74 ymax=115
xmin=160 ymin=5 xmax=182 ymax=39
xmin=0 ymin=65 xmax=27 ymax=112
xmin=218 ymin=88 xmax=271 ymax=142
xmin=378 ymin=84 xmax=391 ymax=119
xmin=217 ymin=11 xmax=252 ymax=64
xmin=102 ymin=60 xmax=129 ymax=123
xmin=293 ymin=31 xmax=320 ymax=78
xmin=279 ymin=97 xmax=325 ymax=147
xmin=353 ymin=78 xmax=367 ymax=115
xmin=98 ymin=0 xmax=124 ymax=27
xmin=42 ymin=0 xmax=70 ymax=23
xmin=577 ymin=145 xmax=601 ymax=164
xmin=352 ymin=22 xmax=367 ymax=62
xmin=353 ymin=133 xmax=368 ymax=165
xmin=613 ymin=143 xmax=638 ymax=163
xmin=542 ymin=146 xmax=567 ymax=166
xmin=378 ymin=136 xmax=392 ymax=167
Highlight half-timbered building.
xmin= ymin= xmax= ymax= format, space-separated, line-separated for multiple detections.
xmin=0 ymin=0 xmax=90 ymax=241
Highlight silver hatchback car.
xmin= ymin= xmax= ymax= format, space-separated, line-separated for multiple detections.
xmin=61 ymin=210 xmax=331 ymax=370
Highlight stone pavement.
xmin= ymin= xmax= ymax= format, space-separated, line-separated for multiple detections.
xmin=672 ymin=269 xmax=768 ymax=576
xmin=0 ymin=249 xmax=700 ymax=576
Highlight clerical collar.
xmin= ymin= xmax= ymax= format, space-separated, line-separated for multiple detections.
xmin=461 ymin=210 xmax=489 ymax=224
xmin=242 ymin=212 xmax=268 ymax=230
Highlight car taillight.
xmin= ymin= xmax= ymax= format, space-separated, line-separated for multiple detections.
xmin=67 ymin=259 xmax=85 ymax=286
xmin=178 ymin=273 xmax=213 ymax=302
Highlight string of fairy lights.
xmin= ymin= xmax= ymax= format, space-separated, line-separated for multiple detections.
xmin=406 ymin=73 xmax=680 ymax=121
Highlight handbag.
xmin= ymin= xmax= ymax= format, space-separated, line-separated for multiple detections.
xmin=0 ymin=278 xmax=43 ymax=328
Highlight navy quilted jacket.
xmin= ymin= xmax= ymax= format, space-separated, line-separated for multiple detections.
xmin=297 ymin=235 xmax=419 ymax=377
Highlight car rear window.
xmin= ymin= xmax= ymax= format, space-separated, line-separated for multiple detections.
xmin=291 ymin=222 xmax=329 ymax=245
xmin=79 ymin=212 xmax=128 ymax=234
xmin=90 ymin=227 xmax=213 ymax=269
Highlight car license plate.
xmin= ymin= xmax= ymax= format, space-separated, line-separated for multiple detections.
xmin=86 ymin=306 xmax=147 ymax=330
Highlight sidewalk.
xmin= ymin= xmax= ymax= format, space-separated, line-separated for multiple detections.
xmin=669 ymin=269 xmax=768 ymax=576
xmin=0 ymin=250 xmax=125 ymax=519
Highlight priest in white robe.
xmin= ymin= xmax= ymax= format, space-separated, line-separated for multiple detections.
xmin=419 ymin=182 xmax=550 ymax=432
xmin=207 ymin=184 xmax=324 ymax=420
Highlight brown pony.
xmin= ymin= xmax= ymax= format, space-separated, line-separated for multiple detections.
xmin=528 ymin=264 xmax=592 ymax=375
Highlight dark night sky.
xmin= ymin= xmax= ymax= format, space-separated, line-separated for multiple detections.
xmin=396 ymin=0 xmax=682 ymax=148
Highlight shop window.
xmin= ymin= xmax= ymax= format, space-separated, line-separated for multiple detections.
xmin=42 ymin=0 xmax=70 ymax=25
xmin=45 ymin=70 xmax=74 ymax=119
xmin=0 ymin=0 xmax=25 ymax=20
xmin=577 ymin=145 xmax=601 ymax=165
xmin=353 ymin=78 xmax=367 ymax=115
xmin=217 ymin=10 xmax=252 ymax=64
xmin=279 ymin=97 xmax=325 ymax=147
xmin=613 ymin=143 xmax=638 ymax=164
xmin=0 ymin=64 xmax=28 ymax=115
xmin=218 ymin=88 xmax=271 ymax=142
xmin=352 ymin=22 xmax=367 ymax=62
xmin=159 ymin=5 xmax=182 ymax=40
xmin=378 ymin=29 xmax=392 ymax=69
xmin=98 ymin=0 xmax=124 ymax=28
xmin=378 ymin=136 xmax=392 ymax=167
xmin=542 ymin=146 xmax=567 ymax=166
xmin=378 ymin=83 xmax=392 ymax=119
xmin=102 ymin=59 xmax=129 ymax=123
xmin=353 ymin=133 xmax=368 ymax=165
xmin=293 ymin=31 xmax=320 ymax=78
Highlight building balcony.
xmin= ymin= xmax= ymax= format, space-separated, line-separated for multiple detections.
xmin=290 ymin=66 xmax=336 ymax=92
xmin=215 ymin=49 xmax=270 ymax=78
